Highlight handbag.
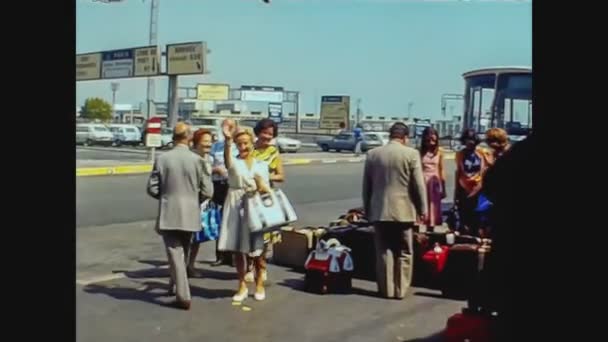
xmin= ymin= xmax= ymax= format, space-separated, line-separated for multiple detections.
xmin=245 ymin=188 xmax=298 ymax=234
xmin=194 ymin=200 xmax=221 ymax=243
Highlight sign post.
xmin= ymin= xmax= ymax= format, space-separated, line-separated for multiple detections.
xmin=146 ymin=117 xmax=163 ymax=162
xmin=319 ymin=96 xmax=351 ymax=131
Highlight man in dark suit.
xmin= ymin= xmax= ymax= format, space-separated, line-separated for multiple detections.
xmin=362 ymin=122 xmax=428 ymax=299
xmin=147 ymin=122 xmax=213 ymax=310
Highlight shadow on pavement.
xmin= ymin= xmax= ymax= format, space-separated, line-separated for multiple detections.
xmin=278 ymin=277 xmax=383 ymax=299
xmin=114 ymin=260 xmax=239 ymax=281
xmin=84 ymin=280 xmax=235 ymax=307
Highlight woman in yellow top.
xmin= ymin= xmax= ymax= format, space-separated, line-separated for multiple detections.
xmin=454 ymin=128 xmax=491 ymax=235
xmin=243 ymin=119 xmax=285 ymax=284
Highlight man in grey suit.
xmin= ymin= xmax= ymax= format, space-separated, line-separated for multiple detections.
xmin=147 ymin=122 xmax=213 ymax=310
xmin=362 ymin=122 xmax=427 ymax=299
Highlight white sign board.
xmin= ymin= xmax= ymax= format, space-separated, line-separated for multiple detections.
xmin=76 ymin=53 xmax=102 ymax=81
xmin=166 ymin=42 xmax=207 ymax=75
xmin=241 ymin=90 xmax=284 ymax=103
xmin=145 ymin=133 xmax=162 ymax=148
xmin=134 ymin=46 xmax=160 ymax=77
xmin=102 ymin=49 xmax=134 ymax=79
xmin=320 ymin=96 xmax=350 ymax=129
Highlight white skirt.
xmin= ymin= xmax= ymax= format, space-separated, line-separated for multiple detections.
xmin=217 ymin=188 xmax=264 ymax=256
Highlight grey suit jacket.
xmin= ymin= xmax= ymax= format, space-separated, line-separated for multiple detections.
xmin=147 ymin=145 xmax=214 ymax=232
xmin=362 ymin=141 xmax=427 ymax=223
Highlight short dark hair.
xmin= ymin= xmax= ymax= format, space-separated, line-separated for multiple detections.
xmin=389 ymin=122 xmax=409 ymax=139
xmin=459 ymin=128 xmax=480 ymax=145
xmin=254 ymin=118 xmax=279 ymax=138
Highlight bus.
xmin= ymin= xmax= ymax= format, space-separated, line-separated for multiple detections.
xmin=461 ymin=66 xmax=532 ymax=141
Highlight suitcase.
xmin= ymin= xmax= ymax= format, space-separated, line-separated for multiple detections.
xmin=422 ymin=244 xmax=450 ymax=276
xmin=322 ymin=225 xmax=376 ymax=281
xmin=304 ymin=239 xmax=354 ymax=294
xmin=444 ymin=309 xmax=494 ymax=342
xmin=271 ymin=226 xmax=326 ymax=269
xmin=441 ymin=243 xmax=491 ymax=299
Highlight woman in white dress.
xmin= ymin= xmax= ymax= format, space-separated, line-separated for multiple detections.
xmin=217 ymin=121 xmax=272 ymax=302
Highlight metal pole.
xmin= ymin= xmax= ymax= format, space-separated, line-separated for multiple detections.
xmin=168 ymin=75 xmax=179 ymax=129
xmin=295 ymin=91 xmax=301 ymax=134
xmin=111 ymin=82 xmax=119 ymax=121
xmin=146 ymin=0 xmax=159 ymax=120
xmin=477 ymin=88 xmax=483 ymax=132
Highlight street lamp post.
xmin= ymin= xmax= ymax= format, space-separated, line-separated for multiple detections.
xmin=111 ymin=82 xmax=120 ymax=120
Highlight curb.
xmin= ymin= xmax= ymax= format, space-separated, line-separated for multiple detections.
xmin=76 ymin=158 xmax=366 ymax=177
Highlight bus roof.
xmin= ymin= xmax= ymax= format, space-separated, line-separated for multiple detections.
xmin=463 ymin=66 xmax=532 ymax=78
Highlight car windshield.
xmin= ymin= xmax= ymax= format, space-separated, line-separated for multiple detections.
xmin=364 ymin=134 xmax=379 ymax=141
xmin=126 ymin=128 xmax=137 ymax=133
xmin=94 ymin=127 xmax=109 ymax=132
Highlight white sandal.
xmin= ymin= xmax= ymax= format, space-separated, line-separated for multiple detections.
xmin=232 ymin=288 xmax=249 ymax=302
xmin=254 ymin=289 xmax=266 ymax=301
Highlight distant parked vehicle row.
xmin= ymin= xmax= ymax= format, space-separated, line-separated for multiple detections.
xmin=316 ymin=131 xmax=387 ymax=153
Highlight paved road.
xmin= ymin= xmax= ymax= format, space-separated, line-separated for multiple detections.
xmin=77 ymin=162 xmax=456 ymax=228
xmin=77 ymin=162 xmax=461 ymax=341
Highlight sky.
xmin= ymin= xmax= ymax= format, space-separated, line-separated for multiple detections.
xmin=76 ymin=0 xmax=532 ymax=121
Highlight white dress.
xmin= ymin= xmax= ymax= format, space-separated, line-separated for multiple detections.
xmin=217 ymin=157 xmax=270 ymax=256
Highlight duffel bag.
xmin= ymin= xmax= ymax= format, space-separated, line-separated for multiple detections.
xmin=304 ymin=238 xmax=354 ymax=294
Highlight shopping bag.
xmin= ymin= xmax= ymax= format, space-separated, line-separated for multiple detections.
xmin=245 ymin=189 xmax=298 ymax=233
xmin=194 ymin=200 xmax=221 ymax=243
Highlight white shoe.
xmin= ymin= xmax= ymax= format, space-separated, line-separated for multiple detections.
xmin=232 ymin=289 xmax=249 ymax=302
xmin=261 ymin=270 xmax=268 ymax=282
xmin=254 ymin=289 xmax=266 ymax=301
xmin=244 ymin=271 xmax=255 ymax=283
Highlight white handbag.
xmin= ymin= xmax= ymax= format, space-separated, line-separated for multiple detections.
xmin=245 ymin=189 xmax=298 ymax=233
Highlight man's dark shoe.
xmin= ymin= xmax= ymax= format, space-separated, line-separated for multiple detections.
xmin=173 ymin=299 xmax=191 ymax=310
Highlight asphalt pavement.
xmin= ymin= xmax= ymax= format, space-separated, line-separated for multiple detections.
xmin=77 ymin=161 xmax=460 ymax=341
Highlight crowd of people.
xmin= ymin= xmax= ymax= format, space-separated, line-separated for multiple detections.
xmin=146 ymin=118 xmax=513 ymax=310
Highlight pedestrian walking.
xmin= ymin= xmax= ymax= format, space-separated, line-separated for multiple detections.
xmin=186 ymin=128 xmax=215 ymax=276
xmin=454 ymin=128 xmax=491 ymax=236
xmin=362 ymin=122 xmax=427 ymax=299
xmin=217 ymin=120 xmax=272 ymax=302
xmin=146 ymin=123 xmax=214 ymax=310
xmin=419 ymin=127 xmax=446 ymax=232
xmin=354 ymin=124 xmax=363 ymax=156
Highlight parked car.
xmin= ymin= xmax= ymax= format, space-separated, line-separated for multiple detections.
xmin=160 ymin=127 xmax=174 ymax=149
xmin=364 ymin=132 xmax=390 ymax=146
xmin=107 ymin=124 xmax=141 ymax=146
xmin=316 ymin=132 xmax=383 ymax=153
xmin=76 ymin=124 xmax=114 ymax=146
xmin=274 ymin=135 xmax=301 ymax=153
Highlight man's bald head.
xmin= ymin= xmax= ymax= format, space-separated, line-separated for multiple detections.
xmin=173 ymin=122 xmax=192 ymax=144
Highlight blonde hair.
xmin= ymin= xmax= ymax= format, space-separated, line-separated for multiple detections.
xmin=485 ymin=128 xmax=509 ymax=147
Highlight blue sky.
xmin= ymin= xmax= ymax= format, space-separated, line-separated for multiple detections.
xmin=76 ymin=0 xmax=531 ymax=120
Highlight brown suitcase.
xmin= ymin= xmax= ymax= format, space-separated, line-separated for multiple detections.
xmin=271 ymin=226 xmax=326 ymax=269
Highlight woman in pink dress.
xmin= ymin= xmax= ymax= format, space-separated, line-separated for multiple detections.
xmin=419 ymin=127 xmax=446 ymax=232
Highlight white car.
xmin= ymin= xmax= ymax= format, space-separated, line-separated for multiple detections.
xmin=76 ymin=124 xmax=114 ymax=146
xmin=107 ymin=124 xmax=141 ymax=146
xmin=160 ymin=128 xmax=174 ymax=149
xmin=274 ymin=136 xmax=301 ymax=153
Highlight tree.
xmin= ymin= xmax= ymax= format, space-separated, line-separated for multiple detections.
xmin=81 ymin=97 xmax=113 ymax=122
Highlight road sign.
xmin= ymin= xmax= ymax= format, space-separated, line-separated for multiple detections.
xmin=76 ymin=53 xmax=102 ymax=81
xmin=146 ymin=117 xmax=163 ymax=148
xmin=320 ymin=96 xmax=350 ymax=129
xmin=102 ymin=49 xmax=134 ymax=79
xmin=196 ymin=83 xmax=229 ymax=101
xmin=166 ymin=42 xmax=207 ymax=75
xmin=268 ymin=103 xmax=283 ymax=123
xmin=134 ymin=46 xmax=160 ymax=77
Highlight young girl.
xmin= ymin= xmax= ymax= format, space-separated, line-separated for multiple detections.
xmin=217 ymin=120 xmax=271 ymax=302
xmin=419 ymin=127 xmax=446 ymax=232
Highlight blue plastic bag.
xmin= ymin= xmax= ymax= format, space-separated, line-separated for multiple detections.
xmin=194 ymin=201 xmax=222 ymax=243
xmin=475 ymin=193 xmax=493 ymax=213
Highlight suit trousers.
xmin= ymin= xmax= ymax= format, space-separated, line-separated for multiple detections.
xmin=373 ymin=222 xmax=414 ymax=299
xmin=162 ymin=230 xmax=193 ymax=302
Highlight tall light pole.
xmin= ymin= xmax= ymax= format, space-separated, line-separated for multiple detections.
xmin=356 ymin=98 xmax=362 ymax=127
xmin=93 ymin=0 xmax=159 ymax=119
xmin=111 ymin=82 xmax=120 ymax=120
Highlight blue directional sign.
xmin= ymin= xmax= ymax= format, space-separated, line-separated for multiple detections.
xmin=268 ymin=103 xmax=283 ymax=123
xmin=101 ymin=49 xmax=134 ymax=79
